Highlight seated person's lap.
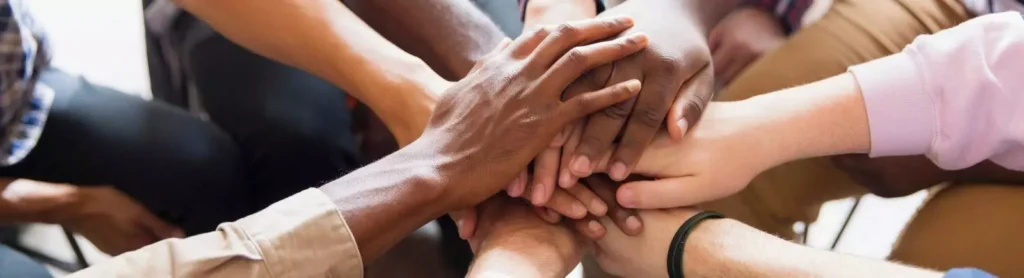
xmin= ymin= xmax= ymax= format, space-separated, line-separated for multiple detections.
xmin=0 ymin=68 xmax=251 ymax=235
xmin=704 ymin=0 xmax=971 ymax=254
xmin=889 ymin=184 xmax=1024 ymax=277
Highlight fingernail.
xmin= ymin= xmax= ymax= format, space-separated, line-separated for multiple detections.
xmin=618 ymin=188 xmax=635 ymax=208
xmin=625 ymin=216 xmax=642 ymax=231
xmin=610 ymin=162 xmax=629 ymax=181
xmin=614 ymin=16 xmax=632 ymax=25
xmin=547 ymin=208 xmax=561 ymax=219
xmin=531 ymin=185 xmax=546 ymax=205
xmin=677 ymin=119 xmax=689 ymax=136
xmin=571 ymin=156 xmax=592 ymax=175
xmin=590 ymin=199 xmax=608 ymax=216
xmin=560 ymin=172 xmax=575 ymax=188
xmin=624 ymin=79 xmax=642 ymax=92
xmin=171 ymin=229 xmax=185 ymax=238
xmin=588 ymin=220 xmax=604 ymax=234
xmin=628 ymin=34 xmax=649 ymax=45
xmin=572 ymin=202 xmax=588 ymax=218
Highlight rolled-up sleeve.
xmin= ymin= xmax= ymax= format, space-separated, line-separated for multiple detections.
xmin=68 ymin=188 xmax=364 ymax=278
xmin=849 ymin=12 xmax=1024 ymax=171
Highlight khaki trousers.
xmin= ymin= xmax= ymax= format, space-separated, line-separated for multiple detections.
xmin=705 ymin=0 xmax=1024 ymax=276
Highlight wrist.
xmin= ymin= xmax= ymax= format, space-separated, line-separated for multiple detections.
xmin=742 ymin=73 xmax=871 ymax=163
xmin=524 ymin=0 xmax=598 ymax=29
xmin=354 ymin=60 xmax=443 ymax=146
xmin=682 ymin=218 xmax=791 ymax=277
xmin=472 ymin=235 xmax=577 ymax=278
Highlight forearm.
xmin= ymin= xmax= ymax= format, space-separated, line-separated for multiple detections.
xmin=468 ymin=242 xmax=575 ymax=278
xmin=738 ymin=73 xmax=871 ymax=165
xmin=317 ymin=139 xmax=453 ymax=262
xmin=0 ymin=178 xmax=78 ymax=224
xmin=687 ymin=218 xmax=942 ymax=277
xmin=175 ymin=0 xmax=440 ymax=145
xmin=524 ymin=0 xmax=597 ymax=28
xmin=345 ymin=0 xmax=507 ymax=79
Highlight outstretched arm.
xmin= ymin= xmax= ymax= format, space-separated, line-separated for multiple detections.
xmin=602 ymin=12 xmax=1024 ymax=209
xmin=344 ymin=0 xmax=509 ymax=80
xmin=591 ymin=207 xmax=945 ymax=277
xmin=174 ymin=0 xmax=447 ymax=145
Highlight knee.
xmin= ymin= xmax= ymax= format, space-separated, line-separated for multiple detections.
xmin=247 ymin=116 xmax=360 ymax=169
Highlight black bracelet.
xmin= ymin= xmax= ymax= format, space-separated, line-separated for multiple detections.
xmin=667 ymin=211 xmax=725 ymax=278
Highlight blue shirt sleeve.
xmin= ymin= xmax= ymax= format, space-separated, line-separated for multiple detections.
xmin=944 ymin=268 xmax=996 ymax=278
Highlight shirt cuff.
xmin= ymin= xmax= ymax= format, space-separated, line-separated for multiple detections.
xmin=944 ymin=268 xmax=996 ymax=278
xmin=234 ymin=188 xmax=364 ymax=277
xmin=848 ymin=52 xmax=937 ymax=158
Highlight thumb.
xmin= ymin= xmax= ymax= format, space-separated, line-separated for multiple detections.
xmin=667 ymin=64 xmax=714 ymax=140
xmin=449 ymin=208 xmax=478 ymax=240
xmin=616 ymin=176 xmax=730 ymax=209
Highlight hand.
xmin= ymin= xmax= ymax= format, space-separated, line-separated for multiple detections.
xmin=420 ymin=16 xmax=648 ymax=210
xmin=559 ymin=0 xmax=716 ymax=188
xmin=454 ymin=174 xmax=609 ymax=240
xmin=64 ymin=186 xmax=183 ymax=255
xmin=591 ymin=207 xmax=704 ymax=278
xmin=588 ymin=101 xmax=787 ymax=209
xmin=709 ymin=7 xmax=785 ymax=86
xmin=466 ymin=196 xmax=584 ymax=278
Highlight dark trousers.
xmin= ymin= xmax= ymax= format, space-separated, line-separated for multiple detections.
xmin=0 ymin=69 xmax=250 ymax=235
xmin=185 ymin=34 xmax=362 ymax=210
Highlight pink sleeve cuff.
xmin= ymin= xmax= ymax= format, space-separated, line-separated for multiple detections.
xmin=848 ymin=52 xmax=936 ymax=157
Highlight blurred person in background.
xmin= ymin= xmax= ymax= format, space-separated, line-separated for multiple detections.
xmin=0 ymin=0 xmax=254 ymax=262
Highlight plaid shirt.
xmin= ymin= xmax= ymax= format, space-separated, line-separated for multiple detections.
xmin=0 ymin=0 xmax=51 ymax=166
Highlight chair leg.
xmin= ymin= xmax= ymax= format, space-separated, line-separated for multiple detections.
xmin=62 ymin=227 xmax=88 ymax=269
xmin=831 ymin=197 xmax=862 ymax=250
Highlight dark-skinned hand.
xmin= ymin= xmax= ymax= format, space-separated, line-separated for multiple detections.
xmin=437 ymin=15 xmax=649 ymax=226
xmin=522 ymin=0 xmax=717 ymax=215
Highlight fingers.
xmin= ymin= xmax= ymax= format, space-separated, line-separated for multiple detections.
xmin=533 ymin=206 xmax=563 ymax=224
xmin=565 ymin=183 xmax=608 ymax=216
xmin=560 ymin=79 xmax=642 ymax=126
xmin=587 ymin=175 xmax=643 ymax=236
xmin=525 ymin=184 xmax=588 ymax=219
xmin=450 ymin=208 xmax=478 ymax=239
xmin=607 ymin=75 xmax=684 ymax=181
xmin=569 ymin=66 xmax=640 ymax=179
xmin=617 ymin=176 xmax=728 ymax=209
xmin=573 ymin=215 xmax=607 ymax=239
xmin=559 ymin=122 xmax=585 ymax=188
xmin=530 ymin=147 xmax=561 ymax=204
xmin=527 ymin=16 xmax=636 ymax=66
xmin=667 ymin=65 xmax=714 ymax=140
xmin=506 ymin=170 xmax=529 ymax=197
xmin=538 ymin=33 xmax=648 ymax=95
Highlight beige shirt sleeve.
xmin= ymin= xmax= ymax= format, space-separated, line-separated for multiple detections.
xmin=67 ymin=188 xmax=364 ymax=278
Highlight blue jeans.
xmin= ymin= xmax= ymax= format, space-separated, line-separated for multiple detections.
xmin=0 ymin=244 xmax=52 ymax=278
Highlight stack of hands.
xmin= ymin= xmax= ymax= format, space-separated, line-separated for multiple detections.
xmin=430 ymin=2 xmax=804 ymax=277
